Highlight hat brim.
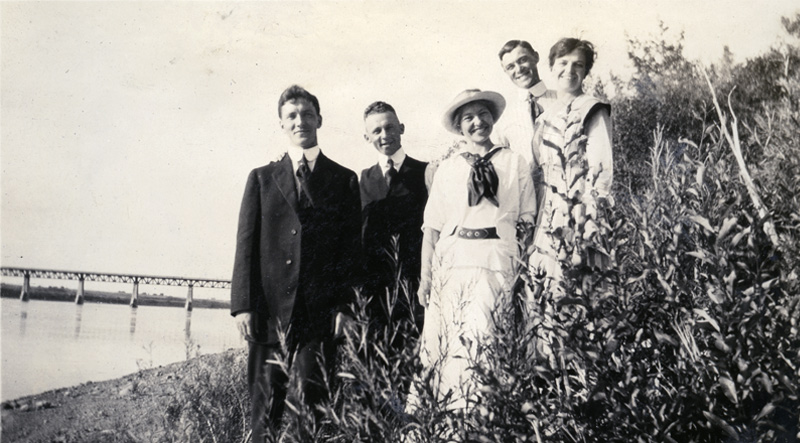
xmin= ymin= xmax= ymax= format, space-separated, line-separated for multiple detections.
xmin=442 ymin=90 xmax=506 ymax=135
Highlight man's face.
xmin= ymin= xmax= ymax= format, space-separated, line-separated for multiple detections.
xmin=279 ymin=98 xmax=321 ymax=149
xmin=364 ymin=111 xmax=404 ymax=156
xmin=501 ymin=46 xmax=540 ymax=90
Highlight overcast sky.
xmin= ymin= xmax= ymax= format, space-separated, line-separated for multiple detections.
xmin=2 ymin=1 xmax=797 ymax=297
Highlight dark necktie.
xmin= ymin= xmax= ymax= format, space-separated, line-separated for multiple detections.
xmin=461 ymin=147 xmax=503 ymax=207
xmin=529 ymin=94 xmax=543 ymax=123
xmin=386 ymin=158 xmax=397 ymax=187
xmin=296 ymin=157 xmax=312 ymax=208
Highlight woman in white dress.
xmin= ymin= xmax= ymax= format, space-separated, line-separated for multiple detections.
xmin=416 ymin=89 xmax=537 ymax=410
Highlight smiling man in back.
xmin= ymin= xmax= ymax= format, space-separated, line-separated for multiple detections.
xmin=230 ymin=85 xmax=361 ymax=441
xmin=495 ymin=40 xmax=558 ymax=169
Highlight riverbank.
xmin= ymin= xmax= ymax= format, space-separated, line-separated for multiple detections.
xmin=1 ymin=348 xmax=246 ymax=442
xmin=0 ymin=283 xmax=229 ymax=310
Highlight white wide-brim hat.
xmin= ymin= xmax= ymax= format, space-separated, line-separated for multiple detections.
xmin=442 ymin=89 xmax=506 ymax=135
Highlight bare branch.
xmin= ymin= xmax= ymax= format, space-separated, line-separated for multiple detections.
xmin=700 ymin=65 xmax=780 ymax=247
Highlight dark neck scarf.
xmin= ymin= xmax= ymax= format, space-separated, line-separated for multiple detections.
xmin=461 ymin=146 xmax=503 ymax=207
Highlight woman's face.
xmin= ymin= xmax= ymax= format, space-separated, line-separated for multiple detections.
xmin=457 ymin=102 xmax=494 ymax=144
xmin=552 ymin=48 xmax=587 ymax=95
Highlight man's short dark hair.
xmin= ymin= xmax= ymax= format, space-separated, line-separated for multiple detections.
xmin=498 ymin=40 xmax=539 ymax=61
xmin=548 ymin=38 xmax=597 ymax=76
xmin=278 ymin=85 xmax=321 ymax=118
xmin=363 ymin=101 xmax=397 ymax=120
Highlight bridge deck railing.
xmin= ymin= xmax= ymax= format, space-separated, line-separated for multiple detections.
xmin=1 ymin=267 xmax=231 ymax=289
xmin=2 ymin=267 xmax=230 ymax=310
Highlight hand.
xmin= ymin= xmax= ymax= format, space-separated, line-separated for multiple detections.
xmin=334 ymin=312 xmax=354 ymax=338
xmin=417 ymin=279 xmax=431 ymax=308
xmin=418 ymin=228 xmax=438 ymax=310
xmin=235 ymin=312 xmax=253 ymax=341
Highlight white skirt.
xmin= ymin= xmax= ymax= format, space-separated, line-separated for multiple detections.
xmin=417 ymin=265 xmax=510 ymax=410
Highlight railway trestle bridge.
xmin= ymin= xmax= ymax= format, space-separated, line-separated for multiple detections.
xmin=1 ymin=267 xmax=231 ymax=311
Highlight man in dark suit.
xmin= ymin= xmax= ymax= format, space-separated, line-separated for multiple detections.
xmin=231 ymin=85 xmax=361 ymax=440
xmin=359 ymin=101 xmax=428 ymax=348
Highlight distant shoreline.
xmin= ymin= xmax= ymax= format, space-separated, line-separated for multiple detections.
xmin=0 ymin=283 xmax=230 ymax=310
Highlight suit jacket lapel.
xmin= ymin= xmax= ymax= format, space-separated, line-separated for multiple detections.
xmin=366 ymin=164 xmax=389 ymax=197
xmin=398 ymin=159 xmax=415 ymax=185
xmin=273 ymin=154 xmax=299 ymax=213
xmin=388 ymin=159 xmax=414 ymax=196
xmin=308 ymin=153 xmax=335 ymax=203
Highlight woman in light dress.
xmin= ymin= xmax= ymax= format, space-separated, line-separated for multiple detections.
xmin=529 ymin=38 xmax=614 ymax=294
xmin=415 ymin=89 xmax=537 ymax=410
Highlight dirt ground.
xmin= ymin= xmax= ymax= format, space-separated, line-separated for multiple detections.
xmin=1 ymin=350 xmax=240 ymax=443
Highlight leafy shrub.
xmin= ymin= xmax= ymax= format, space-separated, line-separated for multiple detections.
xmin=608 ymin=23 xmax=713 ymax=194
xmin=461 ymin=123 xmax=798 ymax=443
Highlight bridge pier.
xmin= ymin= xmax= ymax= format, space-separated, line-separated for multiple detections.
xmin=185 ymin=284 xmax=194 ymax=311
xmin=19 ymin=272 xmax=31 ymax=302
xmin=130 ymin=280 xmax=139 ymax=308
xmin=75 ymin=276 xmax=85 ymax=305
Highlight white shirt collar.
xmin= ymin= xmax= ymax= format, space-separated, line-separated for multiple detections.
xmin=287 ymin=145 xmax=320 ymax=172
xmin=461 ymin=144 xmax=502 ymax=157
xmin=378 ymin=148 xmax=406 ymax=174
xmin=520 ymin=80 xmax=549 ymax=101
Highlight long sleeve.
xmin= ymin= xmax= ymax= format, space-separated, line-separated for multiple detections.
xmin=517 ymin=152 xmax=537 ymax=225
xmin=230 ymin=169 xmax=262 ymax=316
xmin=423 ymin=164 xmax=447 ymax=233
xmin=343 ymin=172 xmax=364 ymax=291
xmin=327 ymin=170 xmax=363 ymax=319
xmin=585 ymin=107 xmax=613 ymax=199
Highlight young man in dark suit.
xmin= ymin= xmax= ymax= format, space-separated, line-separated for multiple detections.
xmin=359 ymin=101 xmax=428 ymax=352
xmin=231 ymin=85 xmax=361 ymax=441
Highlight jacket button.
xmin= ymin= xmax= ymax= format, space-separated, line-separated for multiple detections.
xmin=286 ymin=259 xmax=292 ymax=265
xmin=291 ymin=229 xmax=297 ymax=235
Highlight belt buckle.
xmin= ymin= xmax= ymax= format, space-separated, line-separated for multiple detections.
xmin=459 ymin=227 xmax=488 ymax=239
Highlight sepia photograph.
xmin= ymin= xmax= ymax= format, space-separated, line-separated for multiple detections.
xmin=2 ymin=1 xmax=799 ymax=441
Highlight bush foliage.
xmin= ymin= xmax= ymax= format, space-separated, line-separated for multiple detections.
xmin=159 ymin=15 xmax=800 ymax=442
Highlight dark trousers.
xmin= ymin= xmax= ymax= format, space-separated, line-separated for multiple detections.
xmin=362 ymin=278 xmax=423 ymax=410
xmin=248 ymin=335 xmax=335 ymax=442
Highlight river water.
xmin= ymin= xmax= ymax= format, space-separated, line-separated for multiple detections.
xmin=0 ymin=298 xmax=243 ymax=401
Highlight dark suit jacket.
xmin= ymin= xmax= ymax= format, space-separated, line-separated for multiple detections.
xmin=360 ymin=156 xmax=428 ymax=304
xmin=231 ymin=152 xmax=361 ymax=344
